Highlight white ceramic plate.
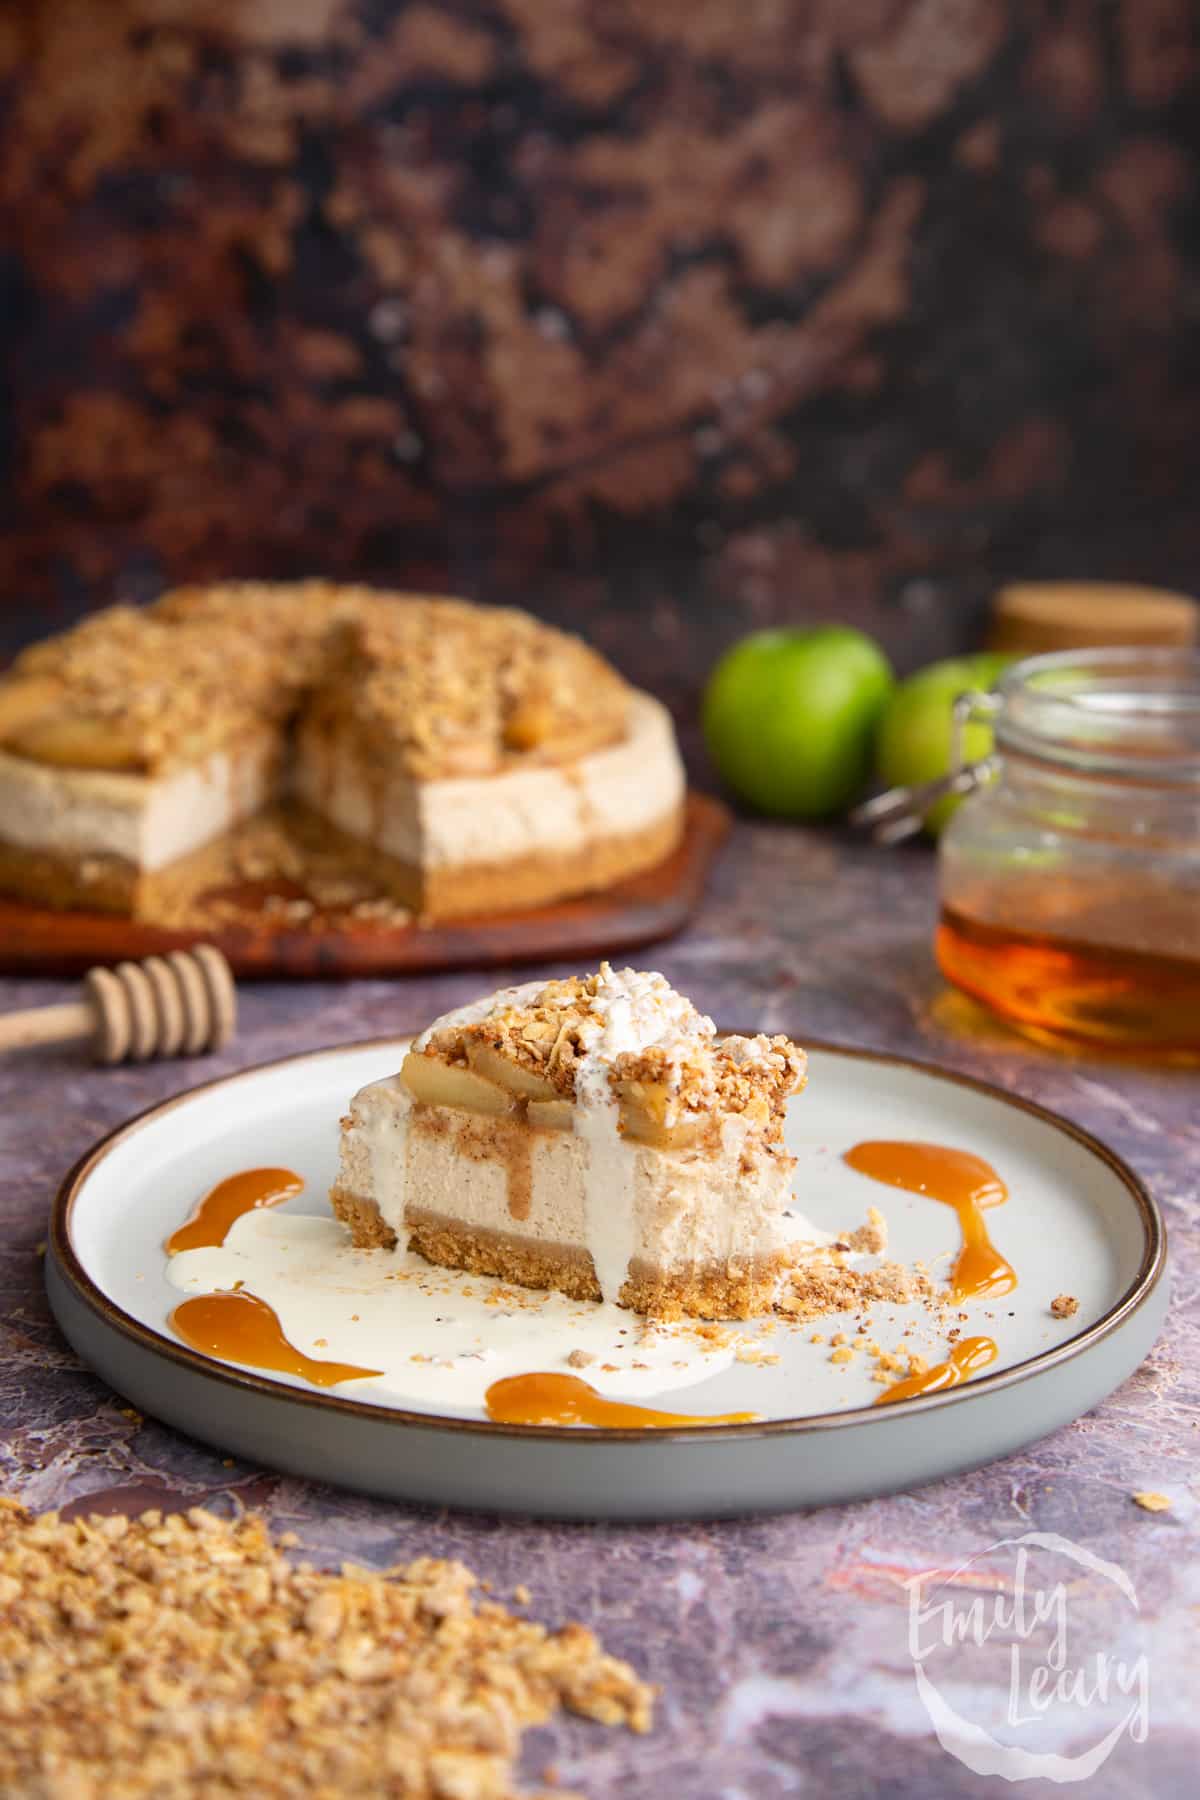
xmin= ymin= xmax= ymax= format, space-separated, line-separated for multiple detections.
xmin=46 ymin=1039 xmax=1167 ymax=1519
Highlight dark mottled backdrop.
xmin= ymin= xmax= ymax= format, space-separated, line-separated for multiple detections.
xmin=2 ymin=1 xmax=1200 ymax=693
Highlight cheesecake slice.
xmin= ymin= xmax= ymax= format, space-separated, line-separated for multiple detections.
xmin=331 ymin=966 xmax=809 ymax=1319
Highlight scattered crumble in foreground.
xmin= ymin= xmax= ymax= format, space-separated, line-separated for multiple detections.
xmin=1131 ymin=1491 xmax=1172 ymax=1513
xmin=0 ymin=1497 xmax=652 ymax=1799
xmin=1050 ymin=1293 xmax=1079 ymax=1319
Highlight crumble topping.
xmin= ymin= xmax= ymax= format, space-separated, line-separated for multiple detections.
xmin=1049 ymin=1292 xmax=1079 ymax=1319
xmin=1 ymin=584 xmax=632 ymax=781
xmin=416 ymin=964 xmax=807 ymax=1140
xmin=0 ymin=1498 xmax=652 ymax=1798
xmin=304 ymin=601 xmax=631 ymax=779
xmin=1 ymin=607 xmax=294 ymax=772
xmin=154 ymin=577 xmax=380 ymax=677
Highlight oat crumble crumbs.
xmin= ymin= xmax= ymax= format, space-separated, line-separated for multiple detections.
xmin=305 ymin=600 xmax=632 ymax=780
xmin=416 ymin=966 xmax=806 ymax=1143
xmin=1 ymin=582 xmax=630 ymax=783
xmin=778 ymin=1257 xmax=934 ymax=1323
xmin=1050 ymin=1293 xmax=1079 ymax=1319
xmin=0 ymin=1498 xmax=652 ymax=1798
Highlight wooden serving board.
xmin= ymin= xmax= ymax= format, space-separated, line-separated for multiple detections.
xmin=0 ymin=792 xmax=729 ymax=979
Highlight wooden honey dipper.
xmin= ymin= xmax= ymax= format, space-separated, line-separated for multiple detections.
xmin=0 ymin=946 xmax=236 ymax=1064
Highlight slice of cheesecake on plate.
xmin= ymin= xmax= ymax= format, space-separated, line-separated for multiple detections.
xmin=332 ymin=965 xmax=811 ymax=1319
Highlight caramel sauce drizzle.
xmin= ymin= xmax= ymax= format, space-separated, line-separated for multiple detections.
xmin=875 ymin=1335 xmax=998 ymax=1405
xmin=506 ymin=1129 xmax=532 ymax=1222
xmin=843 ymin=1140 xmax=1017 ymax=1300
xmin=485 ymin=1371 xmax=758 ymax=1429
xmin=170 ymin=1291 xmax=382 ymax=1388
xmin=165 ymin=1167 xmax=304 ymax=1255
xmin=439 ymin=1111 xmax=533 ymax=1222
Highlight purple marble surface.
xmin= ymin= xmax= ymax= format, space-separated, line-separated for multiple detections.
xmin=1 ymin=825 xmax=1196 ymax=1796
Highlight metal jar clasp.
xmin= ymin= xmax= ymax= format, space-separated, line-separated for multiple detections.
xmin=850 ymin=689 xmax=1002 ymax=844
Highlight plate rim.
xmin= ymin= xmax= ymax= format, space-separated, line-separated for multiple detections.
xmin=48 ymin=1035 xmax=1167 ymax=1445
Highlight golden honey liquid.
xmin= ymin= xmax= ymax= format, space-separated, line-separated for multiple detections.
xmin=938 ymin=904 xmax=1200 ymax=1052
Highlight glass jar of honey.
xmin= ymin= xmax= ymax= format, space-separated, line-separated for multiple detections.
xmin=937 ymin=648 xmax=1200 ymax=1052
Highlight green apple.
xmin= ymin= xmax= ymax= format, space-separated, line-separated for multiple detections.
xmin=702 ymin=626 xmax=895 ymax=817
xmin=876 ymin=653 xmax=1014 ymax=835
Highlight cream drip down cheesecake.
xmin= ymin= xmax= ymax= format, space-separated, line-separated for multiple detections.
xmin=331 ymin=966 xmax=811 ymax=1319
xmin=0 ymin=583 xmax=685 ymax=918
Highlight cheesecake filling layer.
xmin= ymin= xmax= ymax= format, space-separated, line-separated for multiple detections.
xmin=293 ymin=692 xmax=684 ymax=872
xmin=0 ymin=735 xmax=280 ymax=871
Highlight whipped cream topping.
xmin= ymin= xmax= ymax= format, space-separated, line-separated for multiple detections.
xmin=575 ymin=964 xmax=714 ymax=1070
xmin=414 ymin=979 xmax=558 ymax=1048
xmin=416 ymin=965 xmax=713 ymax=1077
xmin=568 ymin=967 xmax=713 ymax=1302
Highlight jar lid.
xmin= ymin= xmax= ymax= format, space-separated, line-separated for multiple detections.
xmin=987 ymin=582 xmax=1198 ymax=656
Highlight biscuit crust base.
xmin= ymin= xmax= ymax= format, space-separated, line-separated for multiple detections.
xmin=329 ymin=1185 xmax=788 ymax=1321
xmin=0 ymin=834 xmax=248 ymax=917
xmin=307 ymin=800 xmax=685 ymax=919
xmin=0 ymin=799 xmax=685 ymax=921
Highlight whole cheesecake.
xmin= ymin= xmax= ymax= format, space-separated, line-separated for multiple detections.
xmin=0 ymin=583 xmax=686 ymax=918
xmin=332 ymin=965 xmax=811 ymax=1320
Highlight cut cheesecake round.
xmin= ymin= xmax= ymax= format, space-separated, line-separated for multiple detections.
xmin=0 ymin=585 xmax=686 ymax=918
xmin=331 ymin=966 xmax=814 ymax=1320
